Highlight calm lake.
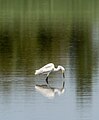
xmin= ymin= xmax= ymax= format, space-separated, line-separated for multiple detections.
xmin=0 ymin=0 xmax=99 ymax=120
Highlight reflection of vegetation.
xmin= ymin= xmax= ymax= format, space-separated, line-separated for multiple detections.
xmin=37 ymin=23 xmax=52 ymax=56
xmin=70 ymin=21 xmax=92 ymax=105
xmin=0 ymin=0 xmax=98 ymax=21
xmin=0 ymin=19 xmax=70 ymax=76
xmin=0 ymin=29 xmax=13 ymax=74
xmin=0 ymin=0 xmax=97 ymax=96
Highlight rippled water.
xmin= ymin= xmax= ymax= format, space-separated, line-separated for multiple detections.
xmin=0 ymin=0 xmax=99 ymax=120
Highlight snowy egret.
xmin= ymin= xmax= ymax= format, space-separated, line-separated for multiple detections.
xmin=35 ymin=63 xmax=65 ymax=84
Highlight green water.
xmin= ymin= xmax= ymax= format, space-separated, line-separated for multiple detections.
xmin=0 ymin=0 xmax=99 ymax=120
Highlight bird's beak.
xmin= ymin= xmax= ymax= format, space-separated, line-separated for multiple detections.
xmin=62 ymin=72 xmax=65 ymax=78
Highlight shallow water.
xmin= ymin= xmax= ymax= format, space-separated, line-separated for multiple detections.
xmin=0 ymin=0 xmax=99 ymax=120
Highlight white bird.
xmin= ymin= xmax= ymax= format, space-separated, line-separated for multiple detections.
xmin=35 ymin=63 xmax=65 ymax=84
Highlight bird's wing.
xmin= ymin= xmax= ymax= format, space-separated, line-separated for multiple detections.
xmin=42 ymin=63 xmax=54 ymax=73
xmin=35 ymin=63 xmax=54 ymax=75
xmin=42 ymin=63 xmax=54 ymax=69
xmin=37 ymin=63 xmax=54 ymax=74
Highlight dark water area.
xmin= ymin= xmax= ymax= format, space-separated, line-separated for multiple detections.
xmin=0 ymin=0 xmax=99 ymax=120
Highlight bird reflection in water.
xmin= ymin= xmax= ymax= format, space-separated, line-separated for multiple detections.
xmin=35 ymin=81 xmax=65 ymax=99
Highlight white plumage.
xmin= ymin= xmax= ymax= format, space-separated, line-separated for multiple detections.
xmin=35 ymin=63 xmax=65 ymax=84
xmin=35 ymin=63 xmax=54 ymax=75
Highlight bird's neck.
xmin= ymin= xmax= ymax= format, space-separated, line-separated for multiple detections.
xmin=54 ymin=66 xmax=60 ymax=72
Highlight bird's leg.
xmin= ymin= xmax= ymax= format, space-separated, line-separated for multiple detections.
xmin=62 ymin=81 xmax=65 ymax=88
xmin=45 ymin=76 xmax=49 ymax=84
xmin=45 ymin=72 xmax=51 ymax=84
xmin=63 ymin=72 xmax=65 ymax=78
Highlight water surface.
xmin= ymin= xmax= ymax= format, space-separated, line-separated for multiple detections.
xmin=0 ymin=0 xmax=99 ymax=120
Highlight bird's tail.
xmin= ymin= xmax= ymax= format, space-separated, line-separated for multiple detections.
xmin=35 ymin=70 xmax=39 ymax=75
